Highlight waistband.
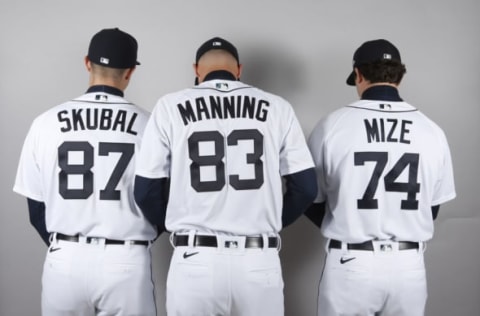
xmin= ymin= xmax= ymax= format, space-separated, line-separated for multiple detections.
xmin=172 ymin=234 xmax=279 ymax=249
xmin=53 ymin=233 xmax=150 ymax=247
xmin=329 ymin=239 xmax=423 ymax=251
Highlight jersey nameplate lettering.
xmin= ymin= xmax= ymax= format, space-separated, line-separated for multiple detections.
xmin=364 ymin=118 xmax=412 ymax=144
xmin=177 ymin=95 xmax=270 ymax=125
xmin=57 ymin=108 xmax=138 ymax=135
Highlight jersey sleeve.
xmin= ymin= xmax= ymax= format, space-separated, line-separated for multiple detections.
xmin=279 ymin=106 xmax=314 ymax=176
xmin=13 ymin=119 xmax=44 ymax=201
xmin=431 ymin=134 xmax=456 ymax=205
xmin=135 ymin=99 xmax=171 ymax=179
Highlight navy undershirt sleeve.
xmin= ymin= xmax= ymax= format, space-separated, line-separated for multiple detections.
xmin=432 ymin=205 xmax=440 ymax=220
xmin=27 ymin=198 xmax=50 ymax=246
xmin=282 ymin=168 xmax=317 ymax=228
xmin=134 ymin=176 xmax=169 ymax=234
xmin=304 ymin=202 xmax=326 ymax=228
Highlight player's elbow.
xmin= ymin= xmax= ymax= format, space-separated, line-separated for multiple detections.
xmin=133 ymin=175 xmax=150 ymax=210
xmin=296 ymin=168 xmax=318 ymax=203
xmin=285 ymin=167 xmax=318 ymax=206
xmin=304 ymin=173 xmax=318 ymax=204
xmin=133 ymin=176 xmax=169 ymax=226
xmin=281 ymin=168 xmax=318 ymax=228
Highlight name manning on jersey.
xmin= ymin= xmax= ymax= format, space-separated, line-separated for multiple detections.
xmin=177 ymin=95 xmax=270 ymax=126
xmin=57 ymin=108 xmax=138 ymax=135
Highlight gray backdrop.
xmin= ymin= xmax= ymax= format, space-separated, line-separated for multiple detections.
xmin=1 ymin=1 xmax=479 ymax=315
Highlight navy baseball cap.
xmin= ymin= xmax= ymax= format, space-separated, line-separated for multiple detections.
xmin=88 ymin=28 xmax=140 ymax=69
xmin=195 ymin=37 xmax=239 ymax=64
xmin=346 ymin=39 xmax=401 ymax=85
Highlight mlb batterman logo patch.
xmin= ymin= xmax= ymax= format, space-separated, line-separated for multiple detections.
xmin=100 ymin=57 xmax=110 ymax=65
xmin=216 ymin=82 xmax=229 ymax=90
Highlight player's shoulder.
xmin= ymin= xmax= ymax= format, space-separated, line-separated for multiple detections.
xmin=155 ymin=87 xmax=191 ymax=103
xmin=309 ymin=100 xmax=367 ymax=145
xmin=241 ymin=82 xmax=292 ymax=105
xmin=150 ymin=88 xmax=190 ymax=116
xmin=125 ymin=101 xmax=150 ymax=118
xmin=237 ymin=82 xmax=298 ymax=120
xmin=411 ymin=107 xmax=450 ymax=143
xmin=30 ymin=99 xmax=74 ymax=126
xmin=314 ymin=103 xmax=355 ymax=129
xmin=408 ymin=105 xmax=443 ymax=128
xmin=383 ymin=99 xmax=450 ymax=137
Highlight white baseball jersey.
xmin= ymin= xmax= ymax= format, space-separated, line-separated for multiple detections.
xmin=308 ymin=99 xmax=456 ymax=242
xmin=136 ymin=79 xmax=314 ymax=235
xmin=14 ymin=91 xmax=157 ymax=241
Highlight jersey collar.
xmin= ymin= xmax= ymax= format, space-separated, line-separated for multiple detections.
xmin=86 ymin=85 xmax=124 ymax=97
xmin=361 ymin=85 xmax=403 ymax=102
xmin=203 ymin=70 xmax=237 ymax=82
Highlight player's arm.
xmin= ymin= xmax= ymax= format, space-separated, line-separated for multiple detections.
xmin=304 ymin=202 xmax=326 ymax=228
xmin=26 ymin=198 xmax=50 ymax=246
xmin=432 ymin=205 xmax=440 ymax=220
xmin=281 ymin=167 xmax=318 ymax=228
xmin=134 ymin=176 xmax=169 ymax=234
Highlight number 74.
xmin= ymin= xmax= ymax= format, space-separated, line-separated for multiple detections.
xmin=354 ymin=152 xmax=420 ymax=210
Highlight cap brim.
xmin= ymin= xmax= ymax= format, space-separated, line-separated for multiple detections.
xmin=346 ymin=70 xmax=355 ymax=86
xmin=136 ymin=61 xmax=141 ymax=66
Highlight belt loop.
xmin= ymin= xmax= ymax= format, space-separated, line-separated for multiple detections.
xmin=188 ymin=230 xmax=196 ymax=248
xmin=169 ymin=232 xmax=176 ymax=248
xmin=50 ymin=233 xmax=57 ymax=245
xmin=146 ymin=240 xmax=153 ymax=250
xmin=276 ymin=234 xmax=282 ymax=251
xmin=261 ymin=234 xmax=268 ymax=251
xmin=420 ymin=241 xmax=426 ymax=253
xmin=341 ymin=241 xmax=347 ymax=251
xmin=217 ymin=233 xmax=225 ymax=250
xmin=324 ymin=239 xmax=331 ymax=253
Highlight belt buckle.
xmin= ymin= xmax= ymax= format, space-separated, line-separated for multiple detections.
xmin=375 ymin=240 xmax=394 ymax=252
xmin=89 ymin=237 xmax=101 ymax=245
xmin=225 ymin=240 xmax=238 ymax=248
xmin=380 ymin=243 xmax=393 ymax=252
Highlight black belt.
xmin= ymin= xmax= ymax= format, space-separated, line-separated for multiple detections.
xmin=55 ymin=233 xmax=149 ymax=246
xmin=329 ymin=239 xmax=419 ymax=251
xmin=173 ymin=235 xmax=278 ymax=249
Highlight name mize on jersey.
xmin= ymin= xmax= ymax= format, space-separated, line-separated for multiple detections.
xmin=364 ymin=118 xmax=412 ymax=143
xmin=177 ymin=95 xmax=270 ymax=126
xmin=57 ymin=108 xmax=138 ymax=135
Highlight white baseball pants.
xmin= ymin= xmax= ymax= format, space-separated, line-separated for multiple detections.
xmin=42 ymin=237 xmax=156 ymax=316
xmin=317 ymin=240 xmax=427 ymax=316
xmin=166 ymin=233 xmax=284 ymax=316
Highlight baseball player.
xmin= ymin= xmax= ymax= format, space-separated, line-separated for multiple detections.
xmin=134 ymin=37 xmax=317 ymax=316
xmin=13 ymin=28 xmax=158 ymax=315
xmin=306 ymin=39 xmax=456 ymax=316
